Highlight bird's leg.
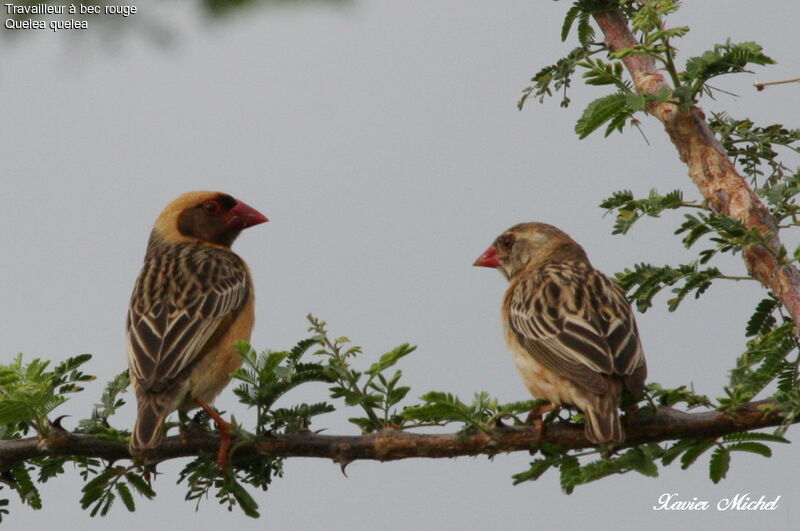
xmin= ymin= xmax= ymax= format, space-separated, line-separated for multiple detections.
xmin=526 ymin=403 xmax=558 ymax=441
xmin=195 ymin=399 xmax=232 ymax=470
xmin=142 ymin=464 xmax=159 ymax=487
xmin=622 ymin=403 xmax=640 ymax=435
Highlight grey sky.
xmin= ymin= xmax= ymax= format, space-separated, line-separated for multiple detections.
xmin=2 ymin=1 xmax=798 ymax=529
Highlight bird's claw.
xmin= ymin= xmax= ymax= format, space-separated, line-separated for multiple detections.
xmin=195 ymin=399 xmax=234 ymax=472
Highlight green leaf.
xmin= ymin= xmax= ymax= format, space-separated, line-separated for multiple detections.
xmin=600 ymin=190 xmax=634 ymax=210
xmin=11 ymin=465 xmax=42 ymax=510
xmin=680 ymin=440 xmax=715 ymax=469
xmin=115 ymin=483 xmax=136 ymax=512
xmin=616 ymin=262 xmax=723 ymax=312
xmin=52 ymin=353 xmax=93 ymax=378
xmin=600 ymin=188 xmax=693 ymax=234
xmin=402 ymin=392 xmax=473 ymax=423
xmin=630 ymin=448 xmax=660 ymax=477
xmin=80 ymin=469 xmax=114 ymax=510
xmin=729 ymin=323 xmax=796 ymax=397
xmin=94 ymin=491 xmax=114 ymax=517
xmin=366 ymin=344 xmax=417 ymax=376
xmin=576 ymin=13 xmax=595 ymax=47
xmin=519 ymin=47 xmax=590 ymax=109
xmin=558 ymin=455 xmax=581 ymax=495
xmin=709 ymin=447 xmax=731 ymax=484
xmin=0 ymin=400 xmax=54 ymax=426
xmin=512 ymin=458 xmax=556 ymax=484
xmin=575 ymin=93 xmax=631 ymax=139
xmin=388 ymin=385 xmax=411 ymax=406
xmin=745 ymin=298 xmax=779 ymax=337
xmin=683 ymin=40 xmax=775 ymax=96
xmin=661 ymin=439 xmax=697 ymax=466
xmin=0 ymin=353 xmax=94 ymax=434
xmin=646 ymin=384 xmax=713 ymax=410
xmin=125 ymin=472 xmax=156 ymax=499
xmin=561 ymin=4 xmax=582 ymax=42
xmin=554 ymin=447 xmax=663 ymax=493
xmin=644 ymin=26 xmax=690 ymax=44
xmin=625 ymin=93 xmax=647 ymax=112
xmin=629 ymin=0 xmax=681 ymax=33
xmin=726 ymin=441 xmax=772 ymax=457
xmin=224 ymin=476 xmax=260 ymax=518
xmin=604 ymin=109 xmax=630 ymax=137
xmin=580 ymin=58 xmax=631 ymax=91
xmin=36 ymin=456 xmax=67 ymax=483
xmin=78 ymin=370 xmax=130 ymax=435
xmin=289 ymin=337 xmax=320 ymax=362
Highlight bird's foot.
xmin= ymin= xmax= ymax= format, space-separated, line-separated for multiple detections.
xmin=598 ymin=442 xmax=618 ymax=459
xmin=142 ymin=463 xmax=159 ymax=487
xmin=525 ymin=404 xmax=558 ymax=455
xmin=195 ymin=399 xmax=233 ymax=471
xmin=525 ymin=403 xmax=558 ymax=441
xmin=179 ymin=417 xmax=206 ymax=441
xmin=622 ymin=403 xmax=640 ymax=433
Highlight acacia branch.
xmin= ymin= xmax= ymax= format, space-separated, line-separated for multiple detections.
xmin=0 ymin=401 xmax=788 ymax=471
xmin=592 ymin=8 xmax=800 ymax=325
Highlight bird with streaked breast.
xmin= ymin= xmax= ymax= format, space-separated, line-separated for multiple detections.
xmin=474 ymin=222 xmax=647 ymax=445
xmin=126 ymin=191 xmax=268 ymax=468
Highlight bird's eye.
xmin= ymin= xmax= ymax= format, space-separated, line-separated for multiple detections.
xmin=498 ymin=234 xmax=515 ymax=248
xmin=202 ymin=200 xmax=221 ymax=216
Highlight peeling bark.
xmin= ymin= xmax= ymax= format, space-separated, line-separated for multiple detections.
xmin=592 ymin=9 xmax=800 ymax=325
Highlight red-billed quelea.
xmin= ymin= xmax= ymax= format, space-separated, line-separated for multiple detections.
xmin=126 ymin=191 xmax=268 ymax=468
xmin=474 ymin=222 xmax=646 ymax=445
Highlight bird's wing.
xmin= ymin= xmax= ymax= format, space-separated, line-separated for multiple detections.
xmin=507 ymin=265 xmax=643 ymax=395
xmin=126 ymin=245 xmax=249 ymax=392
xmin=603 ymin=278 xmax=647 ymax=394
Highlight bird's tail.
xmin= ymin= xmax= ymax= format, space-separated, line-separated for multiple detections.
xmin=130 ymin=394 xmax=168 ymax=455
xmin=583 ymin=398 xmax=624 ymax=445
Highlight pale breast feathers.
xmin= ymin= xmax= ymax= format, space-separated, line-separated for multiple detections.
xmin=506 ymin=262 xmax=645 ymax=395
xmin=126 ymin=244 xmax=250 ymax=392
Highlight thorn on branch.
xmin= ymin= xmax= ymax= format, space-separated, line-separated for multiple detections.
xmin=754 ymin=77 xmax=800 ymax=91
xmin=50 ymin=415 xmax=70 ymax=431
xmin=37 ymin=418 xmax=71 ymax=451
xmin=338 ymin=459 xmax=352 ymax=477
